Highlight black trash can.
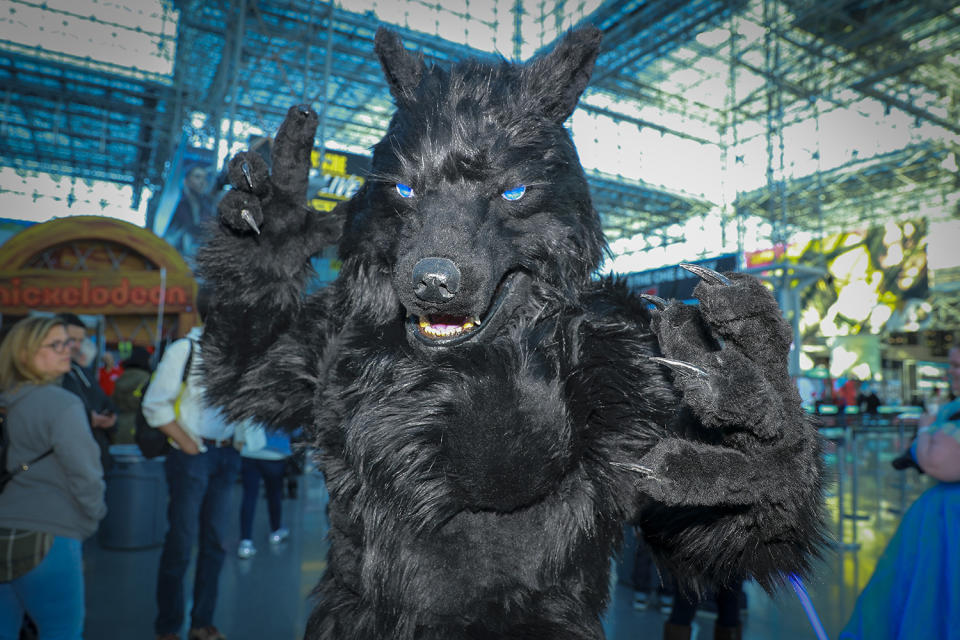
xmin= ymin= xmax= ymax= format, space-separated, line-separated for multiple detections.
xmin=98 ymin=444 xmax=168 ymax=550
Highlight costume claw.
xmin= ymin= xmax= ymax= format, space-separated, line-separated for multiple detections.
xmin=241 ymin=161 xmax=255 ymax=190
xmin=649 ymin=356 xmax=709 ymax=379
xmin=639 ymin=294 xmax=667 ymax=310
xmin=240 ymin=209 xmax=261 ymax=235
xmin=680 ymin=263 xmax=732 ymax=286
xmin=611 ymin=461 xmax=656 ymax=477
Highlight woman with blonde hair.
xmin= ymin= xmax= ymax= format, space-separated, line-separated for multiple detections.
xmin=0 ymin=316 xmax=106 ymax=640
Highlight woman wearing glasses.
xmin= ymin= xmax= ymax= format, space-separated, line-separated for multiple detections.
xmin=0 ymin=316 xmax=106 ymax=640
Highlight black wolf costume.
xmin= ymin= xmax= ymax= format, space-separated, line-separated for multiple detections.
xmin=198 ymin=26 xmax=825 ymax=640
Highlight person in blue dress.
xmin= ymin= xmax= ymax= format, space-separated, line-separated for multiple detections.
xmin=840 ymin=345 xmax=960 ymax=640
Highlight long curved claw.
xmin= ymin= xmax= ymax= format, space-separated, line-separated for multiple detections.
xmin=227 ymin=152 xmax=270 ymax=195
xmin=241 ymin=161 xmax=255 ymax=191
xmin=639 ymin=293 xmax=667 ymax=310
xmin=680 ymin=263 xmax=732 ymax=286
xmin=240 ymin=209 xmax=261 ymax=235
xmin=649 ymin=356 xmax=709 ymax=379
xmin=611 ymin=461 xmax=657 ymax=478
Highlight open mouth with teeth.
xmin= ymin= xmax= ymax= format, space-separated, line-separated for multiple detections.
xmin=417 ymin=314 xmax=481 ymax=339
xmin=408 ymin=271 xmax=520 ymax=347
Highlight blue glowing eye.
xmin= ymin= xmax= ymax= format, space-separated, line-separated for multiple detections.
xmin=501 ymin=185 xmax=526 ymax=201
xmin=396 ymin=183 xmax=415 ymax=198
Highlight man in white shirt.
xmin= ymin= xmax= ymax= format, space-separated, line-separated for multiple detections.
xmin=142 ymin=289 xmax=240 ymax=640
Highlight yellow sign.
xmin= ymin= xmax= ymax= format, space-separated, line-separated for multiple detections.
xmin=311 ymin=150 xmax=348 ymax=176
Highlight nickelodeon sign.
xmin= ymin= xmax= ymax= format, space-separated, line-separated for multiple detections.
xmin=0 ymin=273 xmax=193 ymax=315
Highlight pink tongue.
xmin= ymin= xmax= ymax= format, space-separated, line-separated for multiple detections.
xmin=430 ymin=315 xmax=466 ymax=330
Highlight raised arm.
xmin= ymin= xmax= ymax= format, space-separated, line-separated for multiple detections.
xmin=595 ymin=269 xmax=826 ymax=594
xmin=195 ymin=105 xmax=344 ymax=429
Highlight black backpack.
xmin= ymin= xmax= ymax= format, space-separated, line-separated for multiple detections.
xmin=0 ymin=404 xmax=54 ymax=493
xmin=134 ymin=340 xmax=194 ymax=458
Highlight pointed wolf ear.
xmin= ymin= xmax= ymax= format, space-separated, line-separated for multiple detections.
xmin=527 ymin=25 xmax=602 ymax=123
xmin=375 ymin=27 xmax=426 ymax=103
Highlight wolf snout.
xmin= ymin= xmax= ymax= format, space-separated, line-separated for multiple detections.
xmin=412 ymin=257 xmax=461 ymax=303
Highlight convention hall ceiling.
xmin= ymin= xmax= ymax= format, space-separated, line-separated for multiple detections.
xmin=1 ymin=0 xmax=957 ymax=243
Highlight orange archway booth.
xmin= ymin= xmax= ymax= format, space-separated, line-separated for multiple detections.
xmin=0 ymin=216 xmax=198 ymax=346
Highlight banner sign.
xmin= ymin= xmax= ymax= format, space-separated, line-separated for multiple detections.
xmin=0 ymin=272 xmax=192 ymax=315
xmin=308 ymin=150 xmax=369 ymax=213
xmin=150 ymin=137 xmax=217 ymax=265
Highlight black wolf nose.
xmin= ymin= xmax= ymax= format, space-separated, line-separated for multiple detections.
xmin=412 ymin=257 xmax=460 ymax=303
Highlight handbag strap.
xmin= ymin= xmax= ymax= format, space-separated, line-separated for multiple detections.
xmin=172 ymin=339 xmax=196 ymax=423
xmin=180 ymin=338 xmax=193 ymax=382
xmin=181 ymin=339 xmax=195 ymax=383
xmin=1 ymin=403 xmax=54 ymax=481
xmin=12 ymin=448 xmax=54 ymax=473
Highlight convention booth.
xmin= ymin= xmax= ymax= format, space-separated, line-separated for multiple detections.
xmin=0 ymin=215 xmax=196 ymax=550
xmin=0 ymin=215 xmax=198 ymax=346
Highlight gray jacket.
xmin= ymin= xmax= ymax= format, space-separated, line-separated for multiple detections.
xmin=0 ymin=383 xmax=107 ymax=539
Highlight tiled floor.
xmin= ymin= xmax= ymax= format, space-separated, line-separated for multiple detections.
xmin=82 ymin=424 xmax=934 ymax=639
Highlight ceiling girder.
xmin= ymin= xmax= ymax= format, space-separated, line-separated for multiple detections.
xmin=0 ymin=0 xmax=957 ymax=243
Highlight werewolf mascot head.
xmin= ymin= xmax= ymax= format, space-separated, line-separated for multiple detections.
xmin=337 ymin=27 xmax=606 ymax=350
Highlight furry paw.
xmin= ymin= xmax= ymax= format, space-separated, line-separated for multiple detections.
xmin=218 ymin=165 xmax=266 ymax=234
xmin=648 ymin=266 xmax=795 ymax=440
xmin=216 ymin=104 xmax=320 ymax=237
xmin=633 ymin=438 xmax=758 ymax=507
xmin=635 ymin=265 xmax=825 ymax=562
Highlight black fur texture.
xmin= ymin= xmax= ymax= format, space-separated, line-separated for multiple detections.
xmin=197 ymin=26 xmax=826 ymax=640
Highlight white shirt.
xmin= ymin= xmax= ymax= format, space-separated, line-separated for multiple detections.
xmin=235 ymin=422 xmax=288 ymax=461
xmin=141 ymin=326 xmax=233 ymax=450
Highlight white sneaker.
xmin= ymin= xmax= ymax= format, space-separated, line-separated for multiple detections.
xmin=269 ymin=527 xmax=290 ymax=545
xmin=659 ymin=593 xmax=674 ymax=613
xmin=237 ymin=539 xmax=256 ymax=559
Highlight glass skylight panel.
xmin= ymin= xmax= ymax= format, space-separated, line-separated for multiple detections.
xmin=335 ymin=0 xmax=601 ymax=59
xmin=0 ymin=0 xmax=177 ymax=80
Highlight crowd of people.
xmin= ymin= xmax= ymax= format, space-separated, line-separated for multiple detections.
xmin=0 ymin=304 xmax=957 ymax=639
xmin=0 ymin=300 xmax=301 ymax=640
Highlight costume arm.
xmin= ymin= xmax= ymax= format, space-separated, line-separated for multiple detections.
xmin=595 ymin=273 xmax=826 ymax=593
xmin=195 ymin=106 xmax=342 ymax=430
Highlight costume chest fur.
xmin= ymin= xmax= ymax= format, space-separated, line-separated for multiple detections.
xmin=305 ymin=286 xmax=676 ymax=635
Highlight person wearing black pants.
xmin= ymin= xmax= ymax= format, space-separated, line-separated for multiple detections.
xmin=664 ymin=583 xmax=743 ymax=640
xmin=234 ymin=424 xmax=292 ymax=559
xmin=238 ymin=458 xmax=286 ymax=551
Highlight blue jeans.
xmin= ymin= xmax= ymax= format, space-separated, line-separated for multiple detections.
xmin=239 ymin=457 xmax=286 ymax=540
xmin=0 ymin=536 xmax=84 ymax=640
xmin=155 ymin=446 xmax=241 ymax=635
